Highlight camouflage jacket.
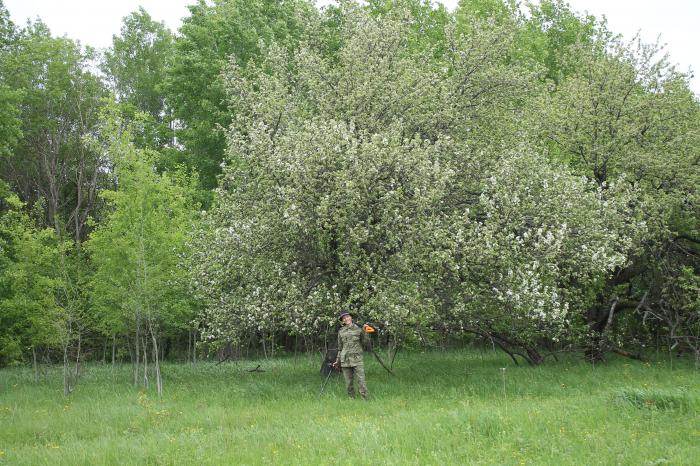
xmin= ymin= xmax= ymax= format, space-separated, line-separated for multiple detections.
xmin=336 ymin=323 xmax=369 ymax=367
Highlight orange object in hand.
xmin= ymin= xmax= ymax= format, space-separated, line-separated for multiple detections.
xmin=363 ymin=323 xmax=375 ymax=333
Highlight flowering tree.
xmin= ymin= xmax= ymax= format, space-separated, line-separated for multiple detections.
xmin=185 ymin=2 xmax=646 ymax=364
xmin=419 ymin=149 xmax=644 ymax=363
xmin=539 ymin=33 xmax=700 ymax=361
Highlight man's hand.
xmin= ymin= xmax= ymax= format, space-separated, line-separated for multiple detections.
xmin=331 ymin=361 xmax=339 ymax=369
xmin=363 ymin=323 xmax=375 ymax=333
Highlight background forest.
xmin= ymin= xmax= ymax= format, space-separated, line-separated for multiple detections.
xmin=1 ymin=0 xmax=698 ymax=397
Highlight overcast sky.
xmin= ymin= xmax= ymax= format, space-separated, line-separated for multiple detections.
xmin=4 ymin=0 xmax=698 ymax=93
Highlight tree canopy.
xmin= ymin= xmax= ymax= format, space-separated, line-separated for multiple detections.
xmin=0 ymin=0 xmax=698 ymax=376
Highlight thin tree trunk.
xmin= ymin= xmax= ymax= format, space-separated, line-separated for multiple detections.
xmin=32 ymin=346 xmax=39 ymax=383
xmin=74 ymin=150 xmax=84 ymax=244
xmin=149 ymin=320 xmax=163 ymax=397
xmin=261 ymin=332 xmax=268 ymax=359
xmin=134 ymin=319 xmax=141 ymax=386
xmin=112 ymin=334 xmax=116 ymax=366
xmin=102 ymin=336 xmax=107 ymax=364
xmin=63 ymin=318 xmax=74 ymax=396
xmin=143 ymin=335 xmax=149 ymax=388
xmin=192 ymin=331 xmax=197 ymax=364
xmin=127 ymin=333 xmax=136 ymax=382
xmin=294 ymin=335 xmax=298 ymax=368
xmin=389 ymin=337 xmax=401 ymax=370
xmin=63 ymin=344 xmax=70 ymax=396
xmin=75 ymin=332 xmax=81 ymax=378
xmin=188 ymin=330 xmax=192 ymax=364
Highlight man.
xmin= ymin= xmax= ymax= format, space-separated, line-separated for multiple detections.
xmin=333 ymin=311 xmax=373 ymax=400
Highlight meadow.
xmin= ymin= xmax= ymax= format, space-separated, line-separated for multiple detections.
xmin=1 ymin=348 xmax=698 ymax=465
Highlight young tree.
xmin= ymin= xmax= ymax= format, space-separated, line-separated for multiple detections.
xmin=0 ymin=181 xmax=63 ymax=377
xmin=87 ymin=108 xmax=197 ymax=395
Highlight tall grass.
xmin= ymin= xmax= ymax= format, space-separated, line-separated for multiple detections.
xmin=1 ymin=349 xmax=698 ymax=465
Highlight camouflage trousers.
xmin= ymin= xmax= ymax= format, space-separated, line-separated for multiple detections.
xmin=341 ymin=365 xmax=368 ymax=399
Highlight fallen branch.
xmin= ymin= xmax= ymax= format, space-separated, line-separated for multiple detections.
xmin=216 ymin=354 xmax=232 ymax=365
xmin=371 ymin=349 xmax=395 ymax=375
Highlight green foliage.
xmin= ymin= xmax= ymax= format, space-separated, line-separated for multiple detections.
xmin=0 ymin=181 xmax=63 ymax=366
xmin=86 ymin=106 xmax=198 ymax=349
xmin=519 ymin=0 xmax=611 ymax=83
xmin=0 ymin=3 xmax=22 ymax=158
xmin=542 ymin=36 xmax=697 ymax=186
xmin=0 ymin=20 xmax=108 ymax=240
xmin=0 ymin=82 xmax=21 ymax=157
xmin=538 ymin=27 xmax=700 ymax=358
xmin=190 ymin=3 xmax=642 ymax=359
xmin=0 ymin=0 xmax=698 ymax=366
xmin=368 ymin=0 xmax=451 ymax=54
xmin=102 ymin=7 xmax=174 ymax=151
xmin=164 ymin=0 xmax=316 ymax=190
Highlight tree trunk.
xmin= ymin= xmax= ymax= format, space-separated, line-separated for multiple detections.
xmin=112 ymin=334 xmax=116 ymax=366
xmin=526 ymin=347 xmax=544 ymax=365
xmin=188 ymin=330 xmax=192 ymax=364
xmin=32 ymin=346 xmax=39 ymax=383
xmin=102 ymin=336 xmax=107 ymax=364
xmin=149 ymin=320 xmax=163 ymax=397
xmin=75 ymin=332 xmax=82 ymax=378
xmin=585 ymin=298 xmax=620 ymax=363
xmin=134 ymin=319 xmax=141 ymax=386
xmin=127 ymin=333 xmax=136 ymax=381
xmin=389 ymin=337 xmax=401 ymax=370
xmin=143 ymin=335 xmax=149 ymax=388
xmin=63 ymin=344 xmax=70 ymax=396
xmin=261 ymin=332 xmax=268 ymax=359
xmin=294 ymin=335 xmax=299 ymax=367
xmin=191 ymin=331 xmax=197 ymax=363
xmin=465 ymin=328 xmax=543 ymax=366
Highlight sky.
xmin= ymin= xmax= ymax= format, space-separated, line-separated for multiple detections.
xmin=4 ymin=0 xmax=699 ymax=93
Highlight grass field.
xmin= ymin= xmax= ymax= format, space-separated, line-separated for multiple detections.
xmin=1 ymin=348 xmax=698 ymax=465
